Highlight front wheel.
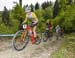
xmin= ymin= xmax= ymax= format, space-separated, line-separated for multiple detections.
xmin=12 ymin=30 xmax=29 ymax=51
xmin=43 ymin=30 xmax=53 ymax=42
xmin=43 ymin=30 xmax=50 ymax=42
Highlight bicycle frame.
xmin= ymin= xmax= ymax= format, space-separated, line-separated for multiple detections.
xmin=22 ymin=24 xmax=35 ymax=43
xmin=12 ymin=24 xmax=41 ymax=51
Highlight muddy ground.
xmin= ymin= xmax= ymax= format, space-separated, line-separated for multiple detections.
xmin=0 ymin=36 xmax=63 ymax=58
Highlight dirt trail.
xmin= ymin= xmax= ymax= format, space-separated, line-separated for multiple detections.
xmin=0 ymin=37 xmax=63 ymax=58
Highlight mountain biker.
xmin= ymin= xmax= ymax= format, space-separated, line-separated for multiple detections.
xmin=22 ymin=6 xmax=38 ymax=44
xmin=56 ymin=25 xmax=64 ymax=36
xmin=55 ymin=25 xmax=61 ymax=33
xmin=46 ymin=20 xmax=53 ymax=37
xmin=46 ymin=20 xmax=53 ymax=31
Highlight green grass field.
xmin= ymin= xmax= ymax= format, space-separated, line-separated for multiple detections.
xmin=52 ymin=33 xmax=75 ymax=58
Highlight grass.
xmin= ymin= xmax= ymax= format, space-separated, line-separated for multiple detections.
xmin=0 ymin=11 xmax=20 ymax=34
xmin=0 ymin=18 xmax=19 ymax=34
xmin=52 ymin=33 xmax=75 ymax=58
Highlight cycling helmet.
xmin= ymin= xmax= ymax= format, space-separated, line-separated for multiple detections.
xmin=25 ymin=6 xmax=31 ymax=13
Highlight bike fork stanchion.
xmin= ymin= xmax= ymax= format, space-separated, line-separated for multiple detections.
xmin=31 ymin=32 xmax=36 ymax=44
xmin=42 ymin=32 xmax=44 ymax=41
xmin=42 ymin=32 xmax=45 ymax=42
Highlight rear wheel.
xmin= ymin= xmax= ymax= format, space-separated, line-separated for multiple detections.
xmin=12 ymin=30 xmax=29 ymax=51
xmin=35 ymin=33 xmax=41 ymax=45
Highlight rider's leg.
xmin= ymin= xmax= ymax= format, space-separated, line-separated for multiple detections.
xmin=32 ymin=26 xmax=37 ymax=38
xmin=28 ymin=28 xmax=36 ymax=44
xmin=31 ymin=26 xmax=37 ymax=44
xmin=21 ymin=31 xmax=27 ymax=41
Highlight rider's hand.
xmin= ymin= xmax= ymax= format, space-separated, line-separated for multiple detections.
xmin=22 ymin=22 xmax=25 ymax=25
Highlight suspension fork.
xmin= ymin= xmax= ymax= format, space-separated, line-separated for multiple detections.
xmin=27 ymin=25 xmax=36 ymax=43
xmin=28 ymin=29 xmax=36 ymax=43
xmin=30 ymin=31 xmax=36 ymax=43
xmin=21 ymin=30 xmax=27 ymax=41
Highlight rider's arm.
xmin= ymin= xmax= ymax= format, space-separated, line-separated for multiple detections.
xmin=32 ymin=12 xmax=38 ymax=22
xmin=51 ymin=22 xmax=53 ymax=29
xmin=22 ymin=14 xmax=28 ymax=24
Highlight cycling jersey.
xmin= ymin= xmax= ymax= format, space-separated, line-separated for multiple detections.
xmin=55 ymin=25 xmax=61 ymax=33
xmin=26 ymin=12 xmax=38 ymax=23
xmin=46 ymin=23 xmax=52 ymax=29
xmin=25 ymin=12 xmax=38 ymax=27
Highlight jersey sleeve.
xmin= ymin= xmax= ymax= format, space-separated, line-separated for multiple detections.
xmin=32 ymin=12 xmax=37 ymax=19
xmin=25 ymin=14 xmax=28 ymax=18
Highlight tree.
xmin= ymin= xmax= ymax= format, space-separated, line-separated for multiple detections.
xmin=30 ymin=4 xmax=34 ymax=12
xmin=41 ymin=2 xmax=47 ymax=9
xmin=41 ymin=1 xmax=52 ymax=9
xmin=43 ymin=7 xmax=53 ymax=19
xmin=25 ymin=4 xmax=28 ymax=7
xmin=19 ymin=0 xmax=22 ymax=6
xmin=23 ymin=5 xmax=25 ymax=11
xmin=68 ymin=0 xmax=73 ymax=5
xmin=62 ymin=4 xmax=75 ymax=32
xmin=50 ymin=1 xmax=52 ymax=6
xmin=53 ymin=3 xmax=75 ymax=33
xmin=53 ymin=0 xmax=59 ymax=18
xmin=13 ymin=3 xmax=25 ymax=24
xmin=46 ymin=1 xmax=50 ymax=7
xmin=59 ymin=0 xmax=68 ymax=10
xmin=2 ymin=6 xmax=10 ymax=26
xmin=35 ymin=2 xmax=40 ymax=10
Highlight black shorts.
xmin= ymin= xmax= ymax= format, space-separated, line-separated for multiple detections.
xmin=31 ymin=22 xmax=38 ymax=27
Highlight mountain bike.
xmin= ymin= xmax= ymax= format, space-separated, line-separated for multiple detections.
xmin=43 ymin=28 xmax=53 ymax=42
xmin=12 ymin=24 xmax=41 ymax=51
xmin=56 ymin=29 xmax=64 ymax=40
